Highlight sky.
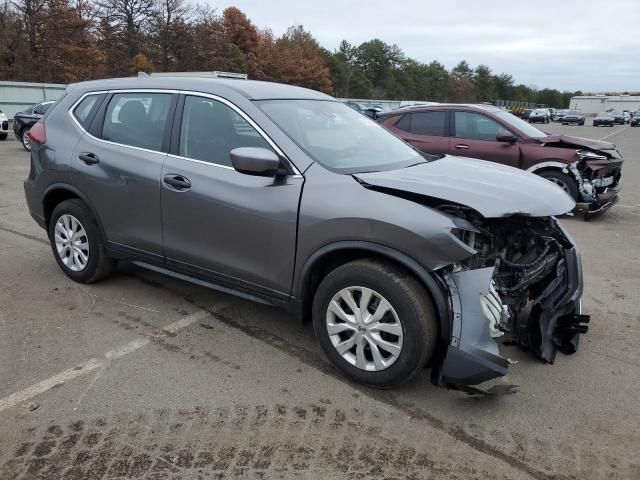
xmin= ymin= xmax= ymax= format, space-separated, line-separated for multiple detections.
xmin=210 ymin=0 xmax=640 ymax=93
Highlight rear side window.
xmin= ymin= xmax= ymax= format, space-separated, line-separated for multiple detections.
xmin=454 ymin=112 xmax=503 ymax=141
xmin=102 ymin=93 xmax=173 ymax=151
xmin=395 ymin=111 xmax=446 ymax=136
xmin=72 ymin=95 xmax=103 ymax=128
xmin=34 ymin=102 xmax=55 ymax=115
xmin=178 ymin=95 xmax=273 ymax=167
xmin=411 ymin=112 xmax=446 ymax=135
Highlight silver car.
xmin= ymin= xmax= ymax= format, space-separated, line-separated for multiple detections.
xmin=23 ymin=77 xmax=588 ymax=392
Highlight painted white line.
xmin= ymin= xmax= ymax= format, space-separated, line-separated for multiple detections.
xmin=0 ymin=309 xmax=209 ymax=414
xmin=0 ymin=359 xmax=102 ymax=413
xmin=599 ymin=125 xmax=629 ymax=141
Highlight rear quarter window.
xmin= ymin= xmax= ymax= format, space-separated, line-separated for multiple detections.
xmin=72 ymin=94 xmax=104 ymax=129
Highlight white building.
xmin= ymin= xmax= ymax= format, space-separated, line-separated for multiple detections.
xmin=569 ymin=95 xmax=640 ymax=116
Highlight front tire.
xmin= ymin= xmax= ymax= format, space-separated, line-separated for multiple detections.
xmin=48 ymin=199 xmax=114 ymax=283
xmin=538 ymin=170 xmax=580 ymax=201
xmin=312 ymin=259 xmax=438 ymax=388
xmin=21 ymin=128 xmax=31 ymax=151
xmin=0 ymin=133 xmax=7 ymax=141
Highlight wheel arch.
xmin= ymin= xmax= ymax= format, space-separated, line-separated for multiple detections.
xmin=42 ymin=184 xmax=108 ymax=242
xmin=294 ymin=241 xmax=451 ymax=343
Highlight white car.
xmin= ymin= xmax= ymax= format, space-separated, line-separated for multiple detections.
xmin=0 ymin=111 xmax=8 ymax=140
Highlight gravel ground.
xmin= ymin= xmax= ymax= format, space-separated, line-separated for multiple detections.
xmin=0 ymin=123 xmax=638 ymax=480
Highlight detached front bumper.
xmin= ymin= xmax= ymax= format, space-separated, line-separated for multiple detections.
xmin=432 ymin=224 xmax=588 ymax=389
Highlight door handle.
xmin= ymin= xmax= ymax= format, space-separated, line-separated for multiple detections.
xmin=79 ymin=152 xmax=99 ymax=165
xmin=163 ymin=174 xmax=191 ymax=191
xmin=454 ymin=144 xmax=470 ymax=150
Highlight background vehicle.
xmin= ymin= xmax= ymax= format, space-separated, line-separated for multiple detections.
xmin=362 ymin=105 xmax=384 ymax=119
xmin=343 ymin=101 xmax=363 ymax=113
xmin=623 ymin=112 xmax=630 ymax=124
xmin=610 ymin=111 xmax=625 ymax=125
xmin=631 ymin=112 xmax=640 ymax=126
xmin=23 ymin=77 xmax=588 ymax=392
xmin=519 ymin=108 xmax=533 ymax=120
xmin=13 ymin=100 xmax=57 ymax=151
xmin=553 ymin=109 xmax=569 ymax=122
xmin=529 ymin=108 xmax=550 ymax=124
xmin=593 ymin=112 xmax=615 ymax=127
xmin=378 ymin=104 xmax=622 ymax=217
xmin=561 ymin=110 xmax=585 ymax=125
xmin=0 ymin=110 xmax=8 ymax=140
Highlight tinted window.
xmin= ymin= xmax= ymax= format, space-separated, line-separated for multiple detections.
xmin=395 ymin=114 xmax=411 ymax=132
xmin=73 ymin=95 xmax=101 ymax=127
xmin=102 ymin=93 xmax=172 ymax=151
xmin=411 ymin=112 xmax=446 ymax=136
xmin=179 ymin=95 xmax=272 ymax=166
xmin=454 ymin=112 xmax=503 ymax=141
xmin=34 ymin=102 xmax=55 ymax=115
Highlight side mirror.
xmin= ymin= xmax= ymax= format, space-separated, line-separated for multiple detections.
xmin=230 ymin=147 xmax=283 ymax=176
xmin=496 ymin=130 xmax=518 ymax=143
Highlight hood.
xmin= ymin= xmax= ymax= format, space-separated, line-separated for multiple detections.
xmin=540 ymin=134 xmax=614 ymax=151
xmin=354 ymin=156 xmax=575 ymax=218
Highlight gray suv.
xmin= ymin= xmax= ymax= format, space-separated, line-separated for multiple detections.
xmin=24 ymin=77 xmax=589 ymax=392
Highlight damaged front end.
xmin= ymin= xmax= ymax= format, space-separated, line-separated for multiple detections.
xmin=432 ymin=208 xmax=589 ymax=390
xmin=539 ymin=135 xmax=624 ymax=219
xmin=574 ymin=149 xmax=623 ymax=219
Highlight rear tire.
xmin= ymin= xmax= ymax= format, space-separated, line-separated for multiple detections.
xmin=312 ymin=259 xmax=438 ymax=388
xmin=48 ymin=199 xmax=114 ymax=284
xmin=538 ymin=170 xmax=580 ymax=201
xmin=0 ymin=133 xmax=7 ymax=141
xmin=21 ymin=128 xmax=31 ymax=151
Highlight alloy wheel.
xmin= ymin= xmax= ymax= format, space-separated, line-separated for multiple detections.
xmin=54 ymin=214 xmax=89 ymax=271
xmin=22 ymin=129 xmax=31 ymax=150
xmin=325 ymin=286 xmax=403 ymax=371
xmin=548 ymin=178 xmax=571 ymax=195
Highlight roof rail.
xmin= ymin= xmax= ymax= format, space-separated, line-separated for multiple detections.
xmin=138 ymin=71 xmax=248 ymax=80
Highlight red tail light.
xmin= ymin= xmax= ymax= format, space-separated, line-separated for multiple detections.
xmin=28 ymin=121 xmax=47 ymax=145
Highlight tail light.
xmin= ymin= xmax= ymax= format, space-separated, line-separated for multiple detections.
xmin=28 ymin=121 xmax=47 ymax=145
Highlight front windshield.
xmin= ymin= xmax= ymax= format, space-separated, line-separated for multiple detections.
xmin=597 ymin=113 xmax=609 ymax=118
xmin=257 ymin=100 xmax=426 ymax=173
xmin=494 ymin=110 xmax=547 ymax=138
xmin=567 ymin=110 xmax=579 ymax=115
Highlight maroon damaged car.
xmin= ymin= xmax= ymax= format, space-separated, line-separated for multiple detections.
xmin=377 ymin=104 xmax=623 ymax=218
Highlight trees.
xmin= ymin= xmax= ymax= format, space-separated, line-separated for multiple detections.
xmin=0 ymin=2 xmax=577 ymax=104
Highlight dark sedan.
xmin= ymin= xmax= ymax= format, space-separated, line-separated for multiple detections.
xmin=562 ymin=110 xmax=585 ymax=125
xmin=593 ymin=112 xmax=614 ymax=127
xmin=610 ymin=112 xmax=625 ymax=125
xmin=631 ymin=112 xmax=640 ymax=126
xmin=13 ymin=100 xmax=57 ymax=151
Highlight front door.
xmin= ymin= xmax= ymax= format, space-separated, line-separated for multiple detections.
xmin=161 ymin=94 xmax=303 ymax=299
xmin=450 ymin=111 xmax=520 ymax=167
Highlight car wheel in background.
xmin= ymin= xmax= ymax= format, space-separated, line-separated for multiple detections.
xmin=21 ymin=128 xmax=31 ymax=151
xmin=0 ymin=133 xmax=7 ymax=140
xmin=538 ymin=170 xmax=580 ymax=201
xmin=312 ymin=259 xmax=438 ymax=388
xmin=48 ymin=199 xmax=115 ymax=284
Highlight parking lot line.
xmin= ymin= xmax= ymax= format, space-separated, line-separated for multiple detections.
xmin=599 ymin=125 xmax=630 ymax=140
xmin=0 ymin=309 xmax=210 ymax=414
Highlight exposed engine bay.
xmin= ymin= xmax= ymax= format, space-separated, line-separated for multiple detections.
xmin=440 ymin=205 xmax=590 ymax=364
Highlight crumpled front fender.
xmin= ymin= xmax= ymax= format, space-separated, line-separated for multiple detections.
xmin=434 ymin=267 xmax=509 ymax=386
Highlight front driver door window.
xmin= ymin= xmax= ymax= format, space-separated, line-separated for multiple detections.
xmin=161 ymin=94 xmax=302 ymax=298
xmin=452 ymin=111 xmax=519 ymax=166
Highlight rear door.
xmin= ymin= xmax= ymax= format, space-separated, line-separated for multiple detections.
xmin=393 ymin=111 xmax=450 ymax=155
xmin=71 ymin=90 xmax=177 ymax=261
xmin=450 ymin=111 xmax=520 ymax=167
xmin=160 ymin=93 xmax=303 ymax=299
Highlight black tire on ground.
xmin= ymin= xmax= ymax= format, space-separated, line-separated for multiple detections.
xmin=538 ymin=170 xmax=580 ymax=201
xmin=48 ymin=199 xmax=115 ymax=284
xmin=312 ymin=259 xmax=438 ymax=388
xmin=20 ymin=128 xmax=31 ymax=151
xmin=0 ymin=133 xmax=7 ymax=140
